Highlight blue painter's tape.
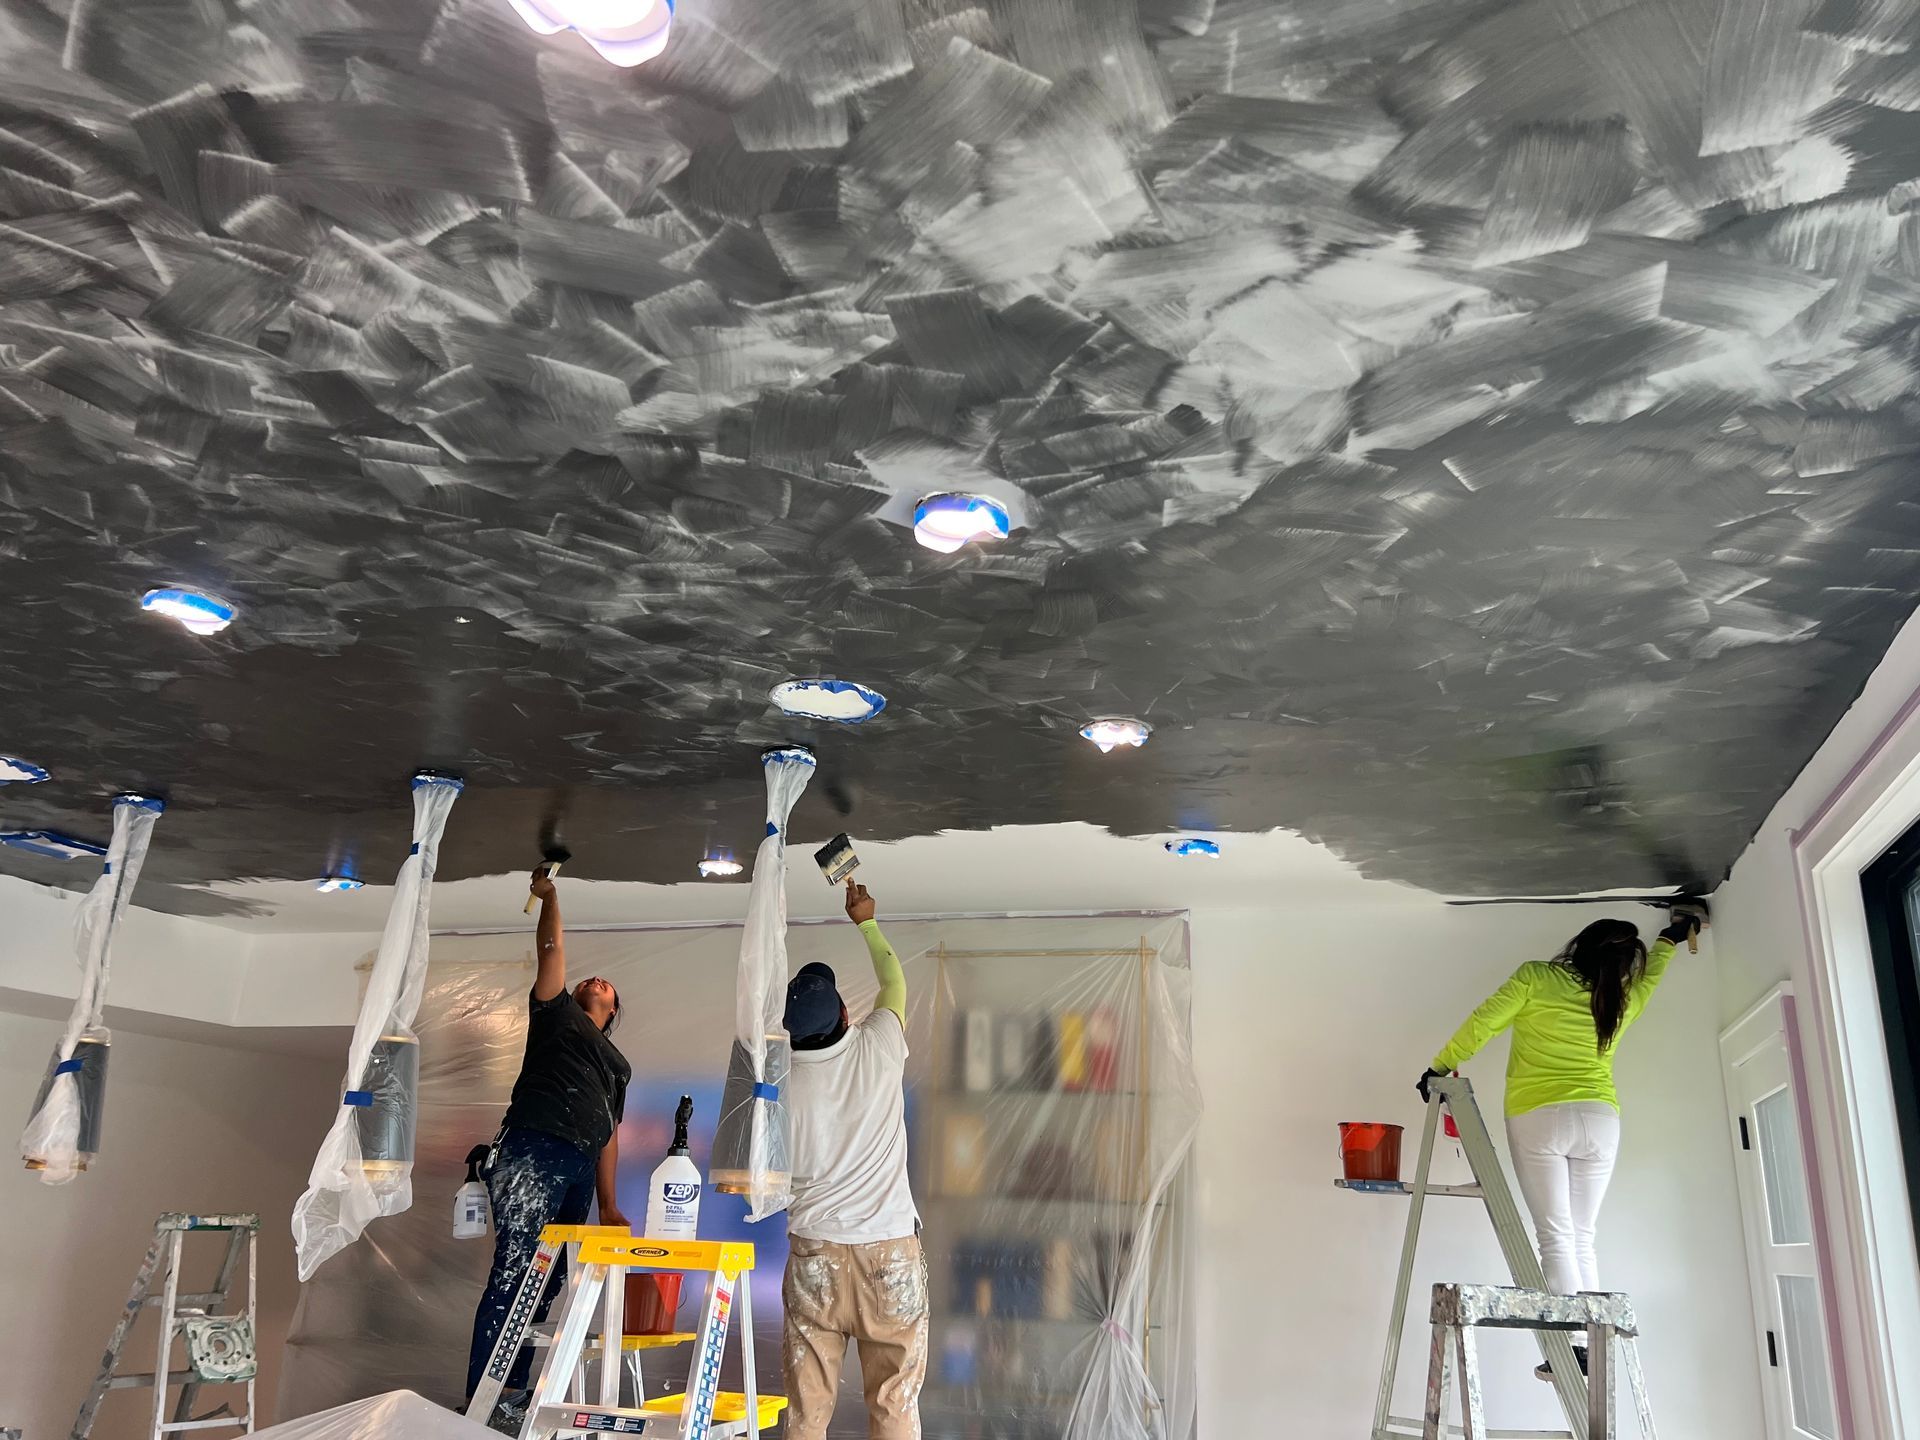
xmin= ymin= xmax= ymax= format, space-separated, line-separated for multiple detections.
xmin=0 ymin=831 xmax=107 ymax=861
xmin=409 ymin=843 xmax=420 ymax=855
xmin=752 ymin=1082 xmax=778 ymax=1102
xmin=766 ymin=822 xmax=779 ymax=836
xmin=411 ymin=771 xmax=465 ymax=793
xmin=103 ymin=863 xmax=112 ymax=875
xmin=54 ymin=1058 xmax=84 ymax=1075
xmin=114 ymin=793 xmax=166 ymax=814
xmin=343 ymin=1090 xmax=373 ymax=1107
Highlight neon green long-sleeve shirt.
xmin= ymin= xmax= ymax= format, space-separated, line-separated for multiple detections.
xmin=857 ymin=919 xmax=906 ymax=1024
xmin=1432 ymin=938 xmax=1676 ymax=1116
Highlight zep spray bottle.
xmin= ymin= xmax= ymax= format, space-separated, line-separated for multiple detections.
xmin=644 ymin=1095 xmax=701 ymax=1239
xmin=453 ymin=1144 xmax=490 ymax=1239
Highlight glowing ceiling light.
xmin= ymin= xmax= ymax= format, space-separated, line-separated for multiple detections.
xmin=913 ymin=493 xmax=1011 ymax=554
xmin=1080 ymin=717 xmax=1152 ymax=753
xmin=0 ymin=756 xmax=50 ymax=784
xmin=770 ymin=678 xmax=888 ymax=724
xmin=316 ymin=876 xmax=365 ymax=893
xmin=698 ymin=854 xmax=743 ymax=878
xmin=1165 ymin=838 xmax=1220 ymax=858
xmin=506 ymin=0 xmax=674 ymax=65
xmin=141 ymin=587 xmax=235 ymax=636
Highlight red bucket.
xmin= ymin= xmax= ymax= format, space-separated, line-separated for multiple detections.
xmin=624 ymin=1271 xmax=683 ymax=1336
xmin=1339 ymin=1122 xmax=1404 ymax=1183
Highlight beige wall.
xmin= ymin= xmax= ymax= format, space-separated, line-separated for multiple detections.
xmin=0 ymin=1011 xmax=336 ymax=1440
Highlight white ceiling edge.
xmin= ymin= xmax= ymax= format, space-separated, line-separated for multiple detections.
xmin=186 ymin=821 xmax=1439 ymax=935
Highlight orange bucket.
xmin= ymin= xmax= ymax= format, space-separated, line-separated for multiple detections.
xmin=624 ymin=1271 xmax=683 ymax=1336
xmin=1339 ymin=1122 xmax=1404 ymax=1183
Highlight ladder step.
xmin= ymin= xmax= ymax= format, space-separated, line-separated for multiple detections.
xmin=157 ymin=1419 xmax=249 ymax=1433
xmin=1336 ymin=1178 xmax=1484 ymax=1198
xmin=1383 ymin=1421 xmax=1571 ymax=1439
xmin=107 ymin=1370 xmax=196 ymax=1389
xmin=146 ymin=1293 xmax=225 ymax=1310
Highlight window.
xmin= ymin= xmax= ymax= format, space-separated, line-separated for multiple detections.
xmin=1855 ymin=816 xmax=1920 ymax=1237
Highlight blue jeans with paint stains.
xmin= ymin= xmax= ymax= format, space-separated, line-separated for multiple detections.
xmin=465 ymin=1126 xmax=598 ymax=1399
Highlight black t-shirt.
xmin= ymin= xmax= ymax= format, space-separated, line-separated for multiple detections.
xmin=502 ymin=989 xmax=632 ymax=1156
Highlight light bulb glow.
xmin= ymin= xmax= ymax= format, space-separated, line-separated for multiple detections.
xmin=1080 ymin=717 xmax=1152 ymax=753
xmin=771 ymin=679 xmax=887 ymax=724
xmin=141 ymin=587 xmax=235 ymax=635
xmin=506 ymin=0 xmax=673 ymax=65
xmin=698 ymin=855 xmax=743 ymax=878
xmin=914 ymin=493 xmax=1011 ymax=554
xmin=317 ymin=876 xmax=365 ymax=892
xmin=0 ymin=756 xmax=49 ymax=784
xmin=1165 ymin=838 xmax=1220 ymax=858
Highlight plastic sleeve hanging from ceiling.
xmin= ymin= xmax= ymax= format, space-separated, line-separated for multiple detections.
xmin=18 ymin=793 xmax=165 ymax=1184
xmin=708 ymin=746 xmax=816 ymax=1221
xmin=292 ymin=773 xmax=463 ymax=1281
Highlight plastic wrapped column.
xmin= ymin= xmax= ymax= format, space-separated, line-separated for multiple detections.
xmin=20 ymin=793 xmax=164 ymax=1183
xmin=708 ymin=745 xmax=815 ymax=1219
xmin=293 ymin=772 xmax=462 ymax=1281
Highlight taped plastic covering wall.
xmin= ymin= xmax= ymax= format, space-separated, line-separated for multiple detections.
xmin=19 ymin=792 xmax=164 ymax=1183
xmin=708 ymin=746 xmax=815 ymax=1220
xmin=280 ymin=915 xmax=1197 ymax=1440
xmin=293 ymin=773 xmax=463 ymax=1281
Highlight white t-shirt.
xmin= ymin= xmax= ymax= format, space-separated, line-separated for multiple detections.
xmin=786 ymin=1007 xmax=918 ymax=1244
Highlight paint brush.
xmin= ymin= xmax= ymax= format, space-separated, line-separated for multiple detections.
xmin=814 ymin=833 xmax=859 ymax=885
xmin=525 ymin=845 xmax=572 ymax=914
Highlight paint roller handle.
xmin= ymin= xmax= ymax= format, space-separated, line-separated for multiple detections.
xmin=525 ymin=863 xmax=561 ymax=915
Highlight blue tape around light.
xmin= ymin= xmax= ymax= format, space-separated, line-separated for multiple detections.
xmin=0 ymin=756 xmax=51 ymax=784
xmin=769 ymin=679 xmax=887 ymax=724
xmin=1164 ymin=837 xmax=1221 ymax=858
xmin=0 ymin=831 xmax=108 ymax=861
xmin=343 ymin=1090 xmax=373 ymax=1107
xmin=752 ymin=1083 xmax=779 ymax=1102
xmin=762 ymin=745 xmax=818 ymax=769
xmin=54 ymin=1058 xmax=84 ymax=1075
xmin=114 ymin=793 xmax=166 ymax=814
xmin=410 ymin=771 xmax=466 ymax=793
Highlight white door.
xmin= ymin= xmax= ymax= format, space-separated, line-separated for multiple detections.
xmin=1723 ymin=990 xmax=1841 ymax=1440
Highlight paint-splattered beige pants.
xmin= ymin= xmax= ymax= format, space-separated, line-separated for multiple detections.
xmin=782 ymin=1233 xmax=928 ymax=1440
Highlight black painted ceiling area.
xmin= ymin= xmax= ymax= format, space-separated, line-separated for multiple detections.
xmin=3 ymin=0 xmax=1920 ymax=917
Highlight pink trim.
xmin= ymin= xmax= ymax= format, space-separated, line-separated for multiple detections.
xmin=1793 ymin=679 xmax=1920 ymax=845
xmin=1782 ymin=990 xmax=1857 ymax=1440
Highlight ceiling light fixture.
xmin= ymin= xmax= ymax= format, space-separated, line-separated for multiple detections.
xmin=0 ymin=756 xmax=50 ymax=784
xmin=316 ymin=876 xmax=365 ymax=893
xmin=1165 ymin=838 xmax=1221 ymax=858
xmin=770 ymin=678 xmax=888 ymax=724
xmin=0 ymin=830 xmax=107 ymax=861
xmin=913 ymin=493 xmax=1011 ymax=554
xmin=1080 ymin=717 xmax=1152 ymax=753
xmin=506 ymin=0 xmax=674 ymax=66
xmin=141 ymin=587 xmax=236 ymax=636
xmin=698 ymin=854 xmax=743 ymax=878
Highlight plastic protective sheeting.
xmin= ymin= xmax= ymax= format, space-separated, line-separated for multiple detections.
xmin=293 ymin=773 xmax=463 ymax=1281
xmin=280 ymin=915 xmax=1197 ymax=1440
xmin=253 ymin=1389 xmax=495 ymax=1439
xmin=19 ymin=793 xmax=164 ymax=1183
xmin=708 ymin=746 xmax=815 ymax=1220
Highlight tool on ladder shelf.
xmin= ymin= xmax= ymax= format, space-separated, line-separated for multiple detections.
xmin=1339 ymin=1075 xmax=1658 ymax=1440
xmin=73 ymin=1213 xmax=259 ymax=1440
xmin=1423 ymin=1285 xmax=1656 ymax=1440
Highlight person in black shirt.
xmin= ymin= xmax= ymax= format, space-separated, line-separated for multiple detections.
xmin=465 ymin=865 xmax=633 ymax=1414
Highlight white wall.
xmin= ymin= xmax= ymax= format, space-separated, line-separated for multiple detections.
xmin=1190 ymin=902 xmax=1763 ymax=1440
xmin=0 ymin=1010 xmax=337 ymax=1440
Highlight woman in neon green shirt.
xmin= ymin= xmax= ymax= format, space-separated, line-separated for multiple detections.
xmin=1419 ymin=911 xmax=1701 ymax=1324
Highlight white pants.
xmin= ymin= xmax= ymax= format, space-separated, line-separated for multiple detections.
xmin=1505 ymin=1102 xmax=1621 ymax=1296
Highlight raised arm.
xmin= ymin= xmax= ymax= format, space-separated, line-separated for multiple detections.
xmin=845 ymin=880 xmax=905 ymax=1025
xmin=530 ymin=866 xmax=566 ymax=1001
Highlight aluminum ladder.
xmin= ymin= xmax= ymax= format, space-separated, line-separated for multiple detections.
xmin=1342 ymin=1075 xmax=1638 ymax=1440
xmin=73 ymin=1213 xmax=258 ymax=1440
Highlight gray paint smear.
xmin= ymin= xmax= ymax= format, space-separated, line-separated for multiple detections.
xmin=3 ymin=0 xmax=1920 ymax=916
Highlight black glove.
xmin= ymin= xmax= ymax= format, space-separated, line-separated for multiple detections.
xmin=1416 ymin=1068 xmax=1445 ymax=1103
xmin=1660 ymin=910 xmax=1702 ymax=945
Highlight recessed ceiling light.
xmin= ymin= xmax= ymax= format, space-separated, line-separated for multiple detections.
xmin=506 ymin=0 xmax=673 ymax=65
xmin=1165 ymin=838 xmax=1220 ymax=858
xmin=453 ymin=616 xmax=472 ymax=625
xmin=0 ymin=830 xmax=107 ymax=861
xmin=1080 ymin=717 xmax=1152 ymax=753
xmin=0 ymin=757 xmax=50 ymax=784
xmin=316 ymin=876 xmax=365 ymax=893
xmin=141 ymin=587 xmax=235 ymax=636
xmin=913 ymin=493 xmax=1011 ymax=553
xmin=697 ymin=854 xmax=743 ymax=878
xmin=770 ymin=679 xmax=888 ymax=724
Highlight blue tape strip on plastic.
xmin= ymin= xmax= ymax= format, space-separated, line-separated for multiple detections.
xmin=766 ymin=822 xmax=779 ymax=836
xmin=54 ymin=1058 xmax=84 ymax=1075
xmin=102 ymin=863 xmax=112 ymax=875
xmin=114 ymin=793 xmax=166 ymax=814
xmin=752 ymin=1083 xmax=779 ymax=1102
xmin=411 ymin=772 xmax=466 ymax=793
xmin=410 ymin=843 xmax=420 ymax=855
xmin=343 ymin=1090 xmax=373 ymax=1107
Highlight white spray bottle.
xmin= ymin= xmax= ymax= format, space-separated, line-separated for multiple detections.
xmin=453 ymin=1144 xmax=490 ymax=1240
xmin=645 ymin=1095 xmax=702 ymax=1240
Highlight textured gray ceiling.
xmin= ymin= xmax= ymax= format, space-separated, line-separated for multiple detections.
xmin=2 ymin=0 xmax=1919 ymax=916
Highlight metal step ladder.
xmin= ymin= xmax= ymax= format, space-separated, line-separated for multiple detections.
xmin=73 ymin=1213 xmax=258 ymax=1440
xmin=1340 ymin=1075 xmax=1650 ymax=1440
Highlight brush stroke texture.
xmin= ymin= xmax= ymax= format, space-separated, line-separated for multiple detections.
xmin=2 ymin=0 xmax=1920 ymax=913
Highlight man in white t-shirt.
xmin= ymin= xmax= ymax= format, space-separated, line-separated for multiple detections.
xmin=781 ymin=879 xmax=924 ymax=1440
